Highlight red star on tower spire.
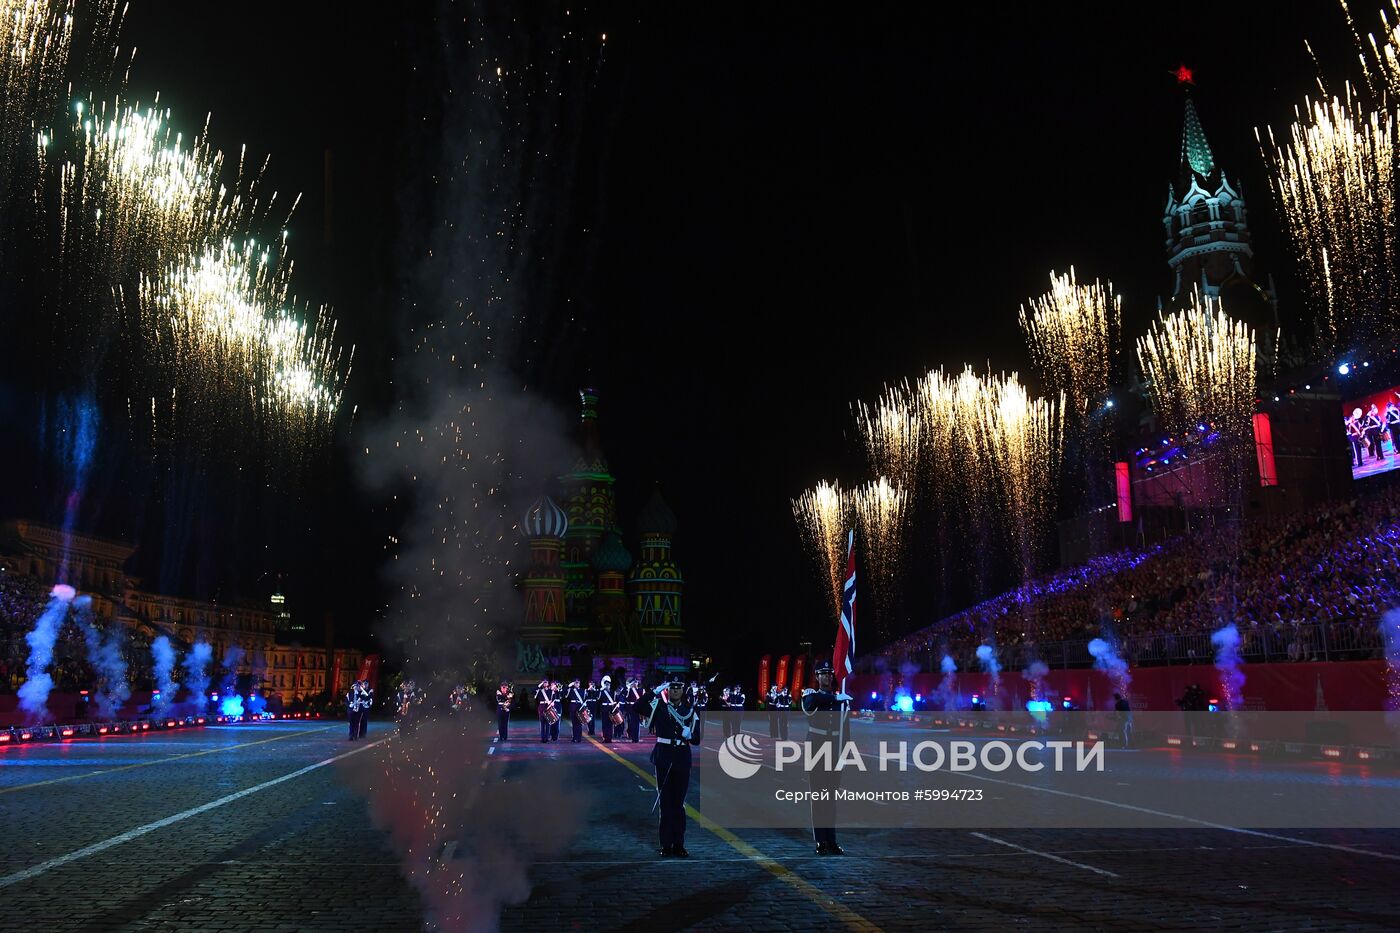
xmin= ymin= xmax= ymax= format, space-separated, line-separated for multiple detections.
xmin=1172 ymin=64 xmax=1195 ymax=85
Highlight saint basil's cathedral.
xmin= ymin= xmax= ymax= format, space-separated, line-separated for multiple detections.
xmin=513 ymin=389 xmax=688 ymax=680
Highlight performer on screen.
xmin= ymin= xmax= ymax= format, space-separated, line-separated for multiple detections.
xmin=1385 ymin=401 xmax=1400 ymax=457
xmin=1366 ymin=404 xmax=1385 ymax=460
xmin=1348 ymin=409 xmax=1366 ymax=467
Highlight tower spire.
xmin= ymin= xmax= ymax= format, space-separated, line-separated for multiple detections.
xmin=1180 ymin=95 xmax=1216 ymax=180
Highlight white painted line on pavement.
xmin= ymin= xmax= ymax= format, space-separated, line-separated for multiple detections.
xmin=970 ymin=832 xmax=1119 ymax=878
xmin=0 ymin=735 xmax=390 ymax=889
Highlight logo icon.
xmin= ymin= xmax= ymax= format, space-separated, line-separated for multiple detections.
xmin=717 ymin=732 xmax=764 ymax=780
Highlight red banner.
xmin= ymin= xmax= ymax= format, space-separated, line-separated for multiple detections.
xmin=757 ymin=655 xmax=771 ymax=702
xmin=790 ymin=655 xmax=807 ymax=695
xmin=1115 ymin=461 xmax=1132 ymax=522
xmin=1253 ymin=412 xmax=1278 ymax=487
xmin=357 ymin=654 xmax=380 ymax=688
xmin=775 ymin=655 xmax=790 ymax=692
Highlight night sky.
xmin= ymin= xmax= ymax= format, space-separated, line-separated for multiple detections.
xmin=0 ymin=2 xmax=1366 ymax=671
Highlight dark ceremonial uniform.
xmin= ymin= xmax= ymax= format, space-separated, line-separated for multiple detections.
xmin=647 ymin=686 xmax=703 ymax=856
xmin=535 ymin=682 xmax=553 ymax=743
xmin=599 ymin=682 xmax=617 ymax=742
xmin=773 ymin=686 xmax=792 ymax=740
xmin=346 ymin=682 xmax=361 ymax=741
xmin=358 ymin=683 xmax=372 ymax=738
xmin=495 ymin=685 xmax=512 ymax=741
xmin=723 ymin=688 xmax=745 ymax=738
xmin=585 ymin=685 xmax=599 ymax=736
xmin=548 ymin=685 xmax=561 ymax=740
xmin=801 ymin=676 xmax=850 ymax=853
xmin=567 ymin=683 xmax=586 ymax=743
xmin=626 ymin=683 xmax=643 ymax=742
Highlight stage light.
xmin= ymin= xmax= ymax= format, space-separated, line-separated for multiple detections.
xmin=870 ymin=692 xmax=878 ymax=700
xmin=60 ymin=728 xmax=74 ymax=738
xmin=1364 ymin=361 xmax=1370 ymax=367
xmin=19 ymin=731 xmax=32 ymax=741
xmin=1105 ymin=399 xmax=1114 ymax=409
xmin=1323 ymin=747 xmax=1342 ymax=758
xmin=1167 ymin=736 xmax=1182 ymax=746
xmin=98 ymin=726 xmax=109 ymax=735
xmin=1305 ymin=384 xmax=1311 ymax=390
xmin=1339 ymin=363 xmax=1350 ymax=375
xmin=1026 ymin=700 xmax=1053 ymax=713
xmin=0 ymin=733 xmax=10 ymax=743
xmin=141 ymin=723 xmax=150 ymax=731
xmin=1249 ymin=743 xmax=1261 ymax=753
xmin=166 ymin=720 xmax=177 ymax=728
xmin=1208 ymin=699 xmax=1220 ymax=712
xmin=196 ymin=717 xmax=206 ymax=724
xmin=1062 ymin=696 xmax=1072 ymax=709
xmin=1274 ymin=396 xmax=1280 ymax=402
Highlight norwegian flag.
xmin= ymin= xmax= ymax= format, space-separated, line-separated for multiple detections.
xmin=833 ymin=529 xmax=856 ymax=693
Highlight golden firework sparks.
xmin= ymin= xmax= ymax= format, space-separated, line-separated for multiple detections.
xmin=40 ymin=96 xmax=277 ymax=273
xmin=851 ymin=476 xmax=909 ymax=636
xmin=792 ymin=480 xmax=848 ymax=622
xmin=975 ymin=373 xmax=1063 ymax=581
xmin=1259 ymin=89 xmax=1396 ymax=351
xmin=1136 ymin=288 xmax=1257 ymax=438
xmin=853 ymin=381 xmax=921 ymax=490
xmin=140 ymin=238 xmax=351 ymax=436
xmin=1018 ymin=268 xmax=1120 ymax=414
xmin=2 ymin=0 xmax=74 ymax=178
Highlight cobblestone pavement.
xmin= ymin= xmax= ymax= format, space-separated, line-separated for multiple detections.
xmin=2 ymin=715 xmax=1398 ymax=932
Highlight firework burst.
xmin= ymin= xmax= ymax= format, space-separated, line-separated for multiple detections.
xmin=853 ymin=381 xmax=920 ymax=490
xmin=138 ymin=238 xmax=350 ymax=441
xmin=1018 ymin=268 xmax=1120 ymax=414
xmin=975 ymin=374 xmax=1063 ymax=581
xmin=1260 ymin=90 xmax=1396 ymax=351
xmin=1 ymin=0 xmax=73 ymax=186
xmin=851 ymin=476 xmax=910 ymax=641
xmin=792 ymin=480 xmax=849 ymax=623
xmin=1136 ymin=289 xmax=1257 ymax=438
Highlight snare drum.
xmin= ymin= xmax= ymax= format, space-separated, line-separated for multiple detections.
xmin=544 ymin=704 xmax=560 ymax=726
xmin=609 ymin=707 xmax=625 ymax=727
xmin=579 ymin=706 xmax=593 ymax=725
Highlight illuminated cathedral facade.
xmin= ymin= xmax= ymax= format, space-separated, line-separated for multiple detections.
xmin=515 ymin=389 xmax=686 ymax=676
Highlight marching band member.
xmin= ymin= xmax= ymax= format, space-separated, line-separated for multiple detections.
xmin=584 ymin=681 xmax=599 ymax=737
xmin=647 ymin=672 xmax=703 ymax=857
xmin=599 ymin=675 xmax=618 ymax=743
xmin=357 ymin=679 xmax=373 ymax=738
xmin=801 ymin=659 xmax=851 ymax=855
xmin=566 ymin=678 xmax=586 ymax=743
xmin=549 ymin=681 xmax=562 ymax=741
xmin=723 ymin=683 xmax=746 ymax=738
xmin=346 ymin=679 xmax=362 ymax=741
xmin=774 ymin=682 xmax=792 ymax=740
xmin=535 ymin=679 xmax=554 ymax=743
xmin=625 ymin=679 xmax=643 ymax=742
xmin=495 ymin=680 xmax=513 ymax=742
xmin=767 ymin=684 xmax=781 ymax=738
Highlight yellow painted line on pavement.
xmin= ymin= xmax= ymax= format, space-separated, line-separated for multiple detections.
xmin=586 ymin=736 xmax=882 ymax=933
xmin=0 ymin=725 xmax=336 ymax=795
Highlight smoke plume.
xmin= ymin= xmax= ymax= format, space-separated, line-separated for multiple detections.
xmin=183 ymin=640 xmax=213 ymax=711
xmin=1088 ymin=636 xmax=1131 ymax=699
xmin=76 ymin=595 xmax=129 ymax=718
xmin=1022 ymin=659 xmax=1049 ymax=701
xmin=18 ymin=584 xmax=75 ymax=720
xmin=1211 ymin=623 xmax=1245 ymax=710
xmin=937 ymin=654 xmax=957 ymax=710
xmin=151 ymin=636 xmax=178 ymax=711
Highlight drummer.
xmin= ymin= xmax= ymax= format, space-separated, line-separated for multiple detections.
xmin=599 ymin=675 xmax=618 ymax=744
xmin=535 ymin=679 xmax=553 ymax=744
xmin=566 ymin=678 xmax=586 ymax=743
